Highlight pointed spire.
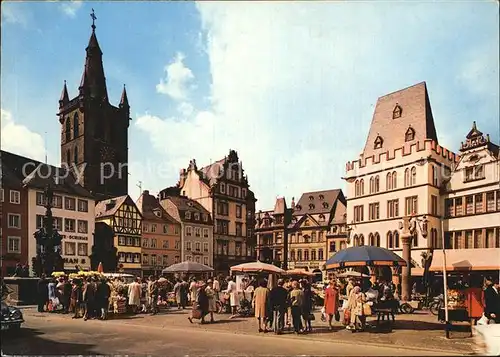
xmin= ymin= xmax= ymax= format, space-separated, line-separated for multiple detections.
xmin=119 ymin=84 xmax=129 ymax=109
xmin=472 ymin=121 xmax=477 ymax=130
xmin=59 ymin=80 xmax=69 ymax=107
xmin=79 ymin=8 xmax=108 ymax=102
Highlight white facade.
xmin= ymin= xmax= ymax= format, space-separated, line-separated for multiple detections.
xmin=28 ymin=189 xmax=95 ymax=272
xmin=444 ymin=123 xmax=500 ymax=250
xmin=345 ymin=140 xmax=456 ymax=265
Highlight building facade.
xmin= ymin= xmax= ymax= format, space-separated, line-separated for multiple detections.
xmin=159 ymin=188 xmax=214 ymax=267
xmin=58 ymin=17 xmax=129 ymax=201
xmin=344 ymin=82 xmax=458 ymax=269
xmin=95 ymin=195 xmax=142 ymax=276
xmin=444 ymin=122 xmax=500 ymax=250
xmin=255 ymin=197 xmax=292 ymax=269
xmin=136 ymin=190 xmax=181 ymax=276
xmin=344 ymin=82 xmax=499 ymax=278
xmin=175 ymin=150 xmax=256 ymax=274
xmin=1 ymin=151 xmax=30 ymax=276
xmin=288 ymin=189 xmax=346 ymax=280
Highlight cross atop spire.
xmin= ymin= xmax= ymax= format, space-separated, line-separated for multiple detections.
xmin=91 ymin=8 xmax=97 ymax=32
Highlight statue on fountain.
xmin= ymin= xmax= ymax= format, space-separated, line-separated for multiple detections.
xmin=32 ymin=184 xmax=64 ymax=277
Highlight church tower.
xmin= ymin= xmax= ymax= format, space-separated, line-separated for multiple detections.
xmin=58 ymin=10 xmax=129 ymax=201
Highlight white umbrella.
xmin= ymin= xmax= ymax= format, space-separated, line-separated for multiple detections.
xmin=336 ymin=271 xmax=371 ymax=278
xmin=230 ymin=261 xmax=285 ymax=274
xmin=162 ymin=261 xmax=214 ymax=273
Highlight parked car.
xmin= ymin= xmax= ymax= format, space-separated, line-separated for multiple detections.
xmin=1 ymin=301 xmax=24 ymax=330
xmin=473 ymin=324 xmax=500 ymax=356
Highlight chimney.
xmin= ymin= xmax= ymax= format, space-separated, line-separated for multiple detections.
xmin=143 ymin=190 xmax=150 ymax=196
xmin=291 ymin=197 xmax=295 ymax=209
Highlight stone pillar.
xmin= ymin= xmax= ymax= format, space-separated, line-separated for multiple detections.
xmin=369 ymin=266 xmax=377 ymax=284
xmin=401 ymin=232 xmax=412 ymax=302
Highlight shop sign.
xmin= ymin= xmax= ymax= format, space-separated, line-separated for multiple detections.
xmin=60 ymin=234 xmax=88 ymax=241
xmin=64 ymin=258 xmax=86 ymax=265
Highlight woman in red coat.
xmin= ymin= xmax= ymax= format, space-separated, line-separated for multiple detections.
xmin=324 ymin=279 xmax=340 ymax=330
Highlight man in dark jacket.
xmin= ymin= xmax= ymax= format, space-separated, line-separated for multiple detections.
xmin=37 ymin=274 xmax=49 ymax=312
xmin=484 ymin=277 xmax=500 ymax=323
xmin=269 ymin=279 xmax=288 ymax=334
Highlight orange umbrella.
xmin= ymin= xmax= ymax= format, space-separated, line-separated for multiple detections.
xmin=97 ymin=262 xmax=104 ymax=273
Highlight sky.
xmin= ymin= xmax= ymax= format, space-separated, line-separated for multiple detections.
xmin=1 ymin=1 xmax=499 ymax=210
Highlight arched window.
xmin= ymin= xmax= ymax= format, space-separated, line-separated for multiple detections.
xmin=353 ymin=234 xmax=359 ymax=247
xmin=387 ymin=231 xmax=393 ymax=249
xmin=359 ymin=234 xmax=365 ymax=246
xmin=297 ymin=250 xmax=302 ymax=261
xmin=375 ymin=176 xmax=380 ymax=193
xmin=355 ymin=180 xmax=359 ymax=197
xmin=386 ymin=172 xmax=392 ymax=190
xmin=412 ymin=231 xmax=418 ymax=248
xmin=374 ymin=135 xmax=383 ymax=149
xmin=66 ymin=149 xmax=71 ymax=165
xmin=393 ymin=103 xmax=402 ymax=119
xmin=74 ymin=146 xmax=78 ymax=164
xmin=65 ymin=118 xmax=71 ymax=142
xmin=360 ymin=179 xmax=364 ymax=195
xmin=375 ymin=232 xmax=380 ymax=247
xmin=370 ymin=177 xmax=375 ymax=194
xmin=404 ymin=168 xmax=410 ymax=187
xmin=393 ymin=231 xmax=400 ymax=248
xmin=411 ymin=167 xmax=417 ymax=185
xmin=290 ymin=250 xmax=295 ymax=261
xmin=392 ymin=171 xmax=397 ymax=189
xmin=318 ymin=249 xmax=324 ymax=261
xmin=431 ymin=166 xmax=438 ymax=186
xmin=311 ymin=249 xmax=316 ymax=261
xmin=368 ymin=233 xmax=374 ymax=246
xmin=73 ymin=113 xmax=79 ymax=138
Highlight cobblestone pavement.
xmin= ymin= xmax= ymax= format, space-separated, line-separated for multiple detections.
xmin=2 ymin=309 xmax=464 ymax=356
xmin=15 ymin=307 xmax=474 ymax=355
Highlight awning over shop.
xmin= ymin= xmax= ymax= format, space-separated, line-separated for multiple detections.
xmin=428 ymin=248 xmax=500 ymax=272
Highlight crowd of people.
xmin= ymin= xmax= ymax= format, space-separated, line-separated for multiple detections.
xmin=30 ymin=271 xmax=499 ymax=333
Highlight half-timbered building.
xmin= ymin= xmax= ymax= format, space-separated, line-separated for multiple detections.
xmin=95 ymin=195 xmax=142 ymax=275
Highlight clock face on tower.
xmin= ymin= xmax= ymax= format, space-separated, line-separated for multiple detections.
xmin=100 ymin=145 xmax=115 ymax=162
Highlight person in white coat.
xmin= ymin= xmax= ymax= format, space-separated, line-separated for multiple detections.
xmin=128 ymin=278 xmax=141 ymax=313
xmin=226 ymin=276 xmax=239 ymax=318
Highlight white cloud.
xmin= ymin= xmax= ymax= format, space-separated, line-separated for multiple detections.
xmin=138 ymin=2 xmax=498 ymax=209
xmin=156 ymin=52 xmax=195 ymax=101
xmin=1 ymin=109 xmax=46 ymax=162
xmin=1 ymin=2 xmax=28 ymax=26
xmin=59 ymin=1 xmax=83 ymax=18
xmin=177 ymin=102 xmax=194 ymax=117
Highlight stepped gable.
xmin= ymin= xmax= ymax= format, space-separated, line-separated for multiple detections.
xmin=362 ymin=82 xmax=438 ymax=159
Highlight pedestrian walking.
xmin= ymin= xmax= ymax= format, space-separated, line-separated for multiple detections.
xmin=269 ymin=279 xmax=288 ymax=334
xmin=252 ymin=280 xmax=270 ymax=333
xmin=206 ymin=279 xmax=217 ymax=323
xmin=484 ymin=277 xmax=500 ymax=323
xmin=324 ymin=279 xmax=340 ymax=330
xmin=128 ymin=278 xmax=142 ymax=314
xmin=301 ymin=281 xmax=314 ymax=333
xmin=289 ymin=281 xmax=304 ymax=334
xmin=37 ymin=274 xmax=49 ymax=313
xmin=189 ymin=282 xmax=209 ymax=324
xmin=226 ymin=276 xmax=239 ymax=318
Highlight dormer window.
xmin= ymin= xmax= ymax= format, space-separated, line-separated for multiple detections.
xmin=309 ymin=204 xmax=315 ymax=210
xmin=393 ymin=103 xmax=402 ymax=119
xmin=319 ymin=214 xmax=325 ymax=222
xmin=322 ymin=202 xmax=329 ymax=209
xmin=374 ymin=135 xmax=383 ymax=149
xmin=194 ymin=213 xmax=200 ymax=221
xmin=319 ymin=194 xmax=324 ymax=200
xmin=154 ymin=210 xmax=161 ymax=218
xmin=309 ymin=195 xmax=314 ymax=201
xmin=405 ymin=126 xmax=415 ymax=142
xmin=185 ymin=211 xmax=191 ymax=219
xmin=296 ymin=205 xmax=302 ymax=211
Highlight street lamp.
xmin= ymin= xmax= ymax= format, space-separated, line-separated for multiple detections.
xmin=398 ymin=214 xmax=429 ymax=302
